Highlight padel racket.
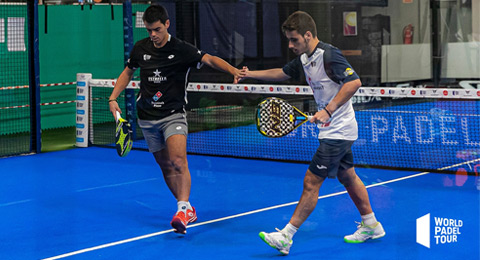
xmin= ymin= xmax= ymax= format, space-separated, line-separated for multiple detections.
xmin=256 ymin=97 xmax=312 ymax=138
xmin=115 ymin=111 xmax=133 ymax=157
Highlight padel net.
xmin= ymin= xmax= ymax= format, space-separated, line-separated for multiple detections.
xmin=76 ymin=73 xmax=480 ymax=174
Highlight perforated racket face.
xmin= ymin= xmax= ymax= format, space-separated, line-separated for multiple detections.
xmin=256 ymin=97 xmax=296 ymax=137
xmin=115 ymin=119 xmax=133 ymax=157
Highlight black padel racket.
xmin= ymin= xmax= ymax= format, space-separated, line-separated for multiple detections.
xmin=256 ymin=97 xmax=312 ymax=138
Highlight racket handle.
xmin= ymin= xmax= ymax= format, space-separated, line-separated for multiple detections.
xmin=115 ymin=111 xmax=121 ymax=122
xmin=297 ymin=116 xmax=313 ymax=121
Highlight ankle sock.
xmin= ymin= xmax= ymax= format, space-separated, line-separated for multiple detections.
xmin=281 ymin=223 xmax=298 ymax=240
xmin=177 ymin=201 xmax=192 ymax=213
xmin=361 ymin=212 xmax=378 ymax=227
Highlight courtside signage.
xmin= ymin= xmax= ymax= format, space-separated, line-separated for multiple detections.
xmin=416 ymin=213 xmax=463 ymax=248
xmin=184 ymin=83 xmax=480 ymax=99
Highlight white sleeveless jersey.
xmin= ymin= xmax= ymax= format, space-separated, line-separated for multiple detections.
xmin=282 ymin=42 xmax=359 ymax=140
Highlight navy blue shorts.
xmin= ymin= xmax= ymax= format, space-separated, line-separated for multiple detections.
xmin=308 ymin=139 xmax=355 ymax=179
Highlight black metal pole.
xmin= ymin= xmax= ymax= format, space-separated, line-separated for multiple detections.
xmin=431 ymin=0 xmax=441 ymax=88
xmin=256 ymin=1 xmax=264 ymax=69
xmin=27 ymin=0 xmax=41 ymax=153
xmin=123 ymin=0 xmax=136 ymax=139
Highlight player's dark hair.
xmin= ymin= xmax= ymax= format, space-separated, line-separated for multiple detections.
xmin=282 ymin=11 xmax=317 ymax=38
xmin=143 ymin=4 xmax=169 ymax=25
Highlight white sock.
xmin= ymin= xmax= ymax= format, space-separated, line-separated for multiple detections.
xmin=177 ymin=201 xmax=192 ymax=212
xmin=281 ymin=223 xmax=298 ymax=240
xmin=361 ymin=212 xmax=378 ymax=227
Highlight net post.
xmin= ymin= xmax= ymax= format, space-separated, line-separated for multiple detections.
xmin=76 ymin=73 xmax=91 ymax=148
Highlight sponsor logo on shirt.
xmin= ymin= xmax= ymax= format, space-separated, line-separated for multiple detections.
xmin=143 ymin=54 xmax=151 ymax=61
xmin=168 ymin=55 xmax=175 ymax=59
xmin=152 ymin=91 xmax=162 ymax=101
xmin=308 ymin=77 xmax=324 ymax=90
xmin=152 ymin=101 xmax=164 ymax=108
xmin=344 ymin=67 xmax=354 ymax=76
xmin=148 ymin=69 xmax=167 ymax=83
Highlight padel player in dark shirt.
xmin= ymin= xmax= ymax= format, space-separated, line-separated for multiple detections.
xmin=109 ymin=4 xmax=242 ymax=235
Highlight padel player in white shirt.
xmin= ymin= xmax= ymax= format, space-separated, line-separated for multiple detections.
xmin=239 ymin=10 xmax=385 ymax=256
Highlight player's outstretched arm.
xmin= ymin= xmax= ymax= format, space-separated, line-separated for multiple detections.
xmin=201 ymin=54 xmax=242 ymax=83
xmin=239 ymin=66 xmax=290 ymax=82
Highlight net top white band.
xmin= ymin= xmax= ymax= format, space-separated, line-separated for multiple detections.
xmin=85 ymin=79 xmax=480 ymax=99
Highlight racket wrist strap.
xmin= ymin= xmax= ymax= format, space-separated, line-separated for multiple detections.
xmin=323 ymin=107 xmax=332 ymax=118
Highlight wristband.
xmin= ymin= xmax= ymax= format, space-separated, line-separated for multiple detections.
xmin=108 ymin=99 xmax=117 ymax=103
xmin=323 ymin=107 xmax=332 ymax=118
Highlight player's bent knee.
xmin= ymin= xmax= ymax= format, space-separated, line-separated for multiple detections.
xmin=156 ymin=157 xmax=187 ymax=173
xmin=169 ymin=157 xmax=188 ymax=172
xmin=303 ymin=170 xmax=325 ymax=190
xmin=338 ymin=171 xmax=356 ymax=187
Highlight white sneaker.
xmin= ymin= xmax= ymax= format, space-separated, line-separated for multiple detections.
xmin=344 ymin=221 xmax=386 ymax=243
xmin=259 ymin=228 xmax=293 ymax=255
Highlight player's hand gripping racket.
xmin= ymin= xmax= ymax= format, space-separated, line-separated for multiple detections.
xmin=115 ymin=111 xmax=133 ymax=157
xmin=256 ymin=97 xmax=312 ymax=138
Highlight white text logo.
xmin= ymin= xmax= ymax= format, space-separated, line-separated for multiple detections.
xmin=416 ymin=213 xmax=463 ymax=248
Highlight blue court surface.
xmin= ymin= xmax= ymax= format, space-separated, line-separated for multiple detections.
xmin=0 ymin=147 xmax=479 ymax=260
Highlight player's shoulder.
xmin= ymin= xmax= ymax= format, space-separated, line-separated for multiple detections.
xmin=317 ymin=42 xmax=345 ymax=62
xmin=170 ymin=37 xmax=202 ymax=59
xmin=129 ymin=38 xmax=151 ymax=59
xmin=317 ymin=42 xmax=341 ymax=56
xmin=170 ymin=37 xmax=197 ymax=49
xmin=317 ymin=41 xmax=338 ymax=51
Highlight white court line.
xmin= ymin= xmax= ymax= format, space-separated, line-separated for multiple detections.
xmin=0 ymin=178 xmax=160 ymax=208
xmin=75 ymin=178 xmax=160 ymax=192
xmin=0 ymin=199 xmax=33 ymax=207
xmin=41 ymin=169 xmax=438 ymax=260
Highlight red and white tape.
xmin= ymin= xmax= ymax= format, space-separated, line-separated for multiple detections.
xmin=0 ymin=100 xmax=76 ymax=110
xmin=0 ymin=82 xmax=76 ymax=91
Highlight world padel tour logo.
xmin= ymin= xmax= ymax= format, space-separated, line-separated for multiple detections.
xmin=416 ymin=213 xmax=463 ymax=248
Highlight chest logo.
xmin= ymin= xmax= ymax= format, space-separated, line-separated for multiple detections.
xmin=153 ymin=91 xmax=163 ymax=101
xmin=168 ymin=55 xmax=175 ymax=59
xmin=308 ymin=77 xmax=324 ymax=90
xmin=148 ymin=69 xmax=167 ymax=84
xmin=143 ymin=54 xmax=151 ymax=61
